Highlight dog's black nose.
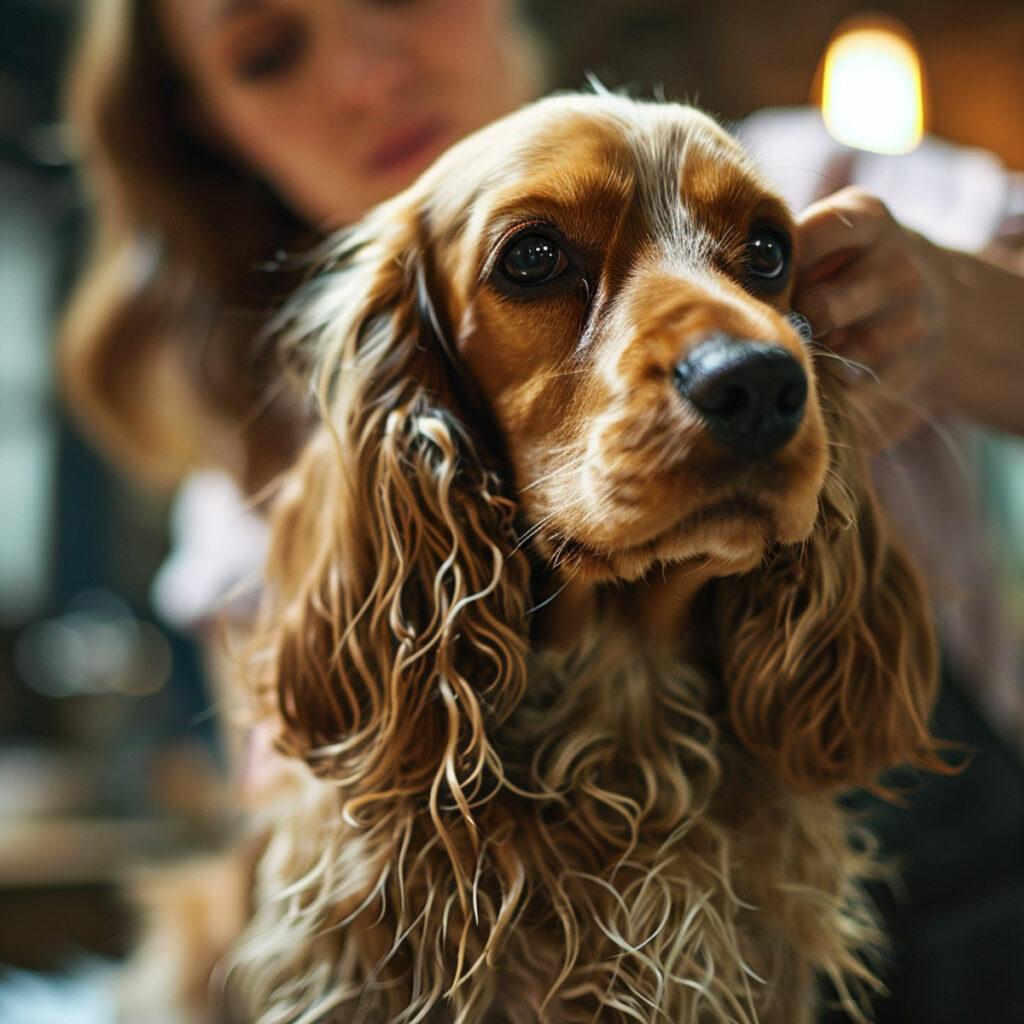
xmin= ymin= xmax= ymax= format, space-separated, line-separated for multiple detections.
xmin=674 ymin=335 xmax=807 ymax=455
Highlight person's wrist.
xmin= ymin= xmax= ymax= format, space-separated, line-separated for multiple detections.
xmin=911 ymin=236 xmax=961 ymax=414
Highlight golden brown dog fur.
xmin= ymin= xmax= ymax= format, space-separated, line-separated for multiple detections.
xmin=210 ymin=94 xmax=945 ymax=1024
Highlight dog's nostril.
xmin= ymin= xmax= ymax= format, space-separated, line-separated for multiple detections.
xmin=777 ymin=378 xmax=808 ymax=416
xmin=702 ymin=382 xmax=751 ymax=419
xmin=675 ymin=335 xmax=808 ymax=455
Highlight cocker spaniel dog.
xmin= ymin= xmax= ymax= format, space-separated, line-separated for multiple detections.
xmin=217 ymin=93 xmax=943 ymax=1024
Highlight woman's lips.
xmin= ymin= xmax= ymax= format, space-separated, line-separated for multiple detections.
xmin=365 ymin=118 xmax=451 ymax=177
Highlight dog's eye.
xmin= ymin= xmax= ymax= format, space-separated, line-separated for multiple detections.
xmin=745 ymin=227 xmax=790 ymax=287
xmin=500 ymin=234 xmax=568 ymax=285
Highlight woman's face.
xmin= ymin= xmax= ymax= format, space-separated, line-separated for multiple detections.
xmin=160 ymin=0 xmax=539 ymax=229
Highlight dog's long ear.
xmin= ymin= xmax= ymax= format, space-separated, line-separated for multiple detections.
xmin=252 ymin=196 xmax=530 ymax=823
xmin=716 ymin=366 xmax=946 ymax=793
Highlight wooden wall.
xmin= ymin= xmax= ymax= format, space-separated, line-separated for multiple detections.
xmin=527 ymin=1 xmax=1024 ymax=171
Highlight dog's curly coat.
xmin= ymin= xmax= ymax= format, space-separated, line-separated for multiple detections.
xmin=219 ymin=94 xmax=943 ymax=1024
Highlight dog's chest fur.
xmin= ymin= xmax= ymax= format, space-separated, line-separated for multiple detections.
xmin=235 ymin=636 xmax=871 ymax=1024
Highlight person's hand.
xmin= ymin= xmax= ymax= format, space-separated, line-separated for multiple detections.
xmin=792 ymin=187 xmax=951 ymax=444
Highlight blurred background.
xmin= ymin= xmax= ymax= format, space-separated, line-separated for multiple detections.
xmin=1 ymin=0 xmax=1022 ymax=1014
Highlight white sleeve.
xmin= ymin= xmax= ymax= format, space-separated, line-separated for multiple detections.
xmin=150 ymin=470 xmax=269 ymax=630
xmin=738 ymin=106 xmax=1015 ymax=251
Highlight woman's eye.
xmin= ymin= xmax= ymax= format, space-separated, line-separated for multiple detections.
xmin=500 ymin=234 xmax=568 ymax=285
xmin=234 ymin=22 xmax=306 ymax=82
xmin=745 ymin=227 xmax=790 ymax=285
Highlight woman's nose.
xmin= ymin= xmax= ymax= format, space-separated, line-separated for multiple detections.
xmin=321 ymin=9 xmax=417 ymax=113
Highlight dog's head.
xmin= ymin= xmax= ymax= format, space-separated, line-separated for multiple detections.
xmin=257 ymin=94 xmax=940 ymax=810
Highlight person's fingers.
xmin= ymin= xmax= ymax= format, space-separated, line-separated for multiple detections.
xmin=794 ymin=249 xmax=924 ymax=341
xmin=796 ymin=187 xmax=896 ymax=270
xmin=809 ymin=151 xmax=858 ymax=204
xmin=838 ymin=302 xmax=930 ymax=368
xmin=794 ymin=263 xmax=888 ymax=339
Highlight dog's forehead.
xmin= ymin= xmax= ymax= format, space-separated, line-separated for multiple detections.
xmin=421 ymin=94 xmax=776 ymax=243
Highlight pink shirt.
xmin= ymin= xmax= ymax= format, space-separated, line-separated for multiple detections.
xmin=741 ymin=108 xmax=1024 ymax=758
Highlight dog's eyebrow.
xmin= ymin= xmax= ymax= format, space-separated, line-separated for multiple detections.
xmin=477 ymin=180 xmax=633 ymax=264
xmin=481 ymin=211 xmax=559 ymax=251
xmin=200 ymin=0 xmax=265 ymax=28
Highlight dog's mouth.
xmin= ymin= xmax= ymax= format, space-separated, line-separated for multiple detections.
xmin=622 ymin=493 xmax=776 ymax=552
xmin=668 ymin=494 xmax=774 ymax=534
xmin=540 ymin=492 xmax=782 ymax=580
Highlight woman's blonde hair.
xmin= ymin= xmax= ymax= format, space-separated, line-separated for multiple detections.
xmin=61 ymin=0 xmax=311 ymax=490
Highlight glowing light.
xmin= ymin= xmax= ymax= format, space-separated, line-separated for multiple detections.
xmin=821 ymin=24 xmax=925 ymax=155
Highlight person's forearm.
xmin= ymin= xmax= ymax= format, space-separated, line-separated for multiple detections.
xmin=932 ymin=245 xmax=1024 ymax=437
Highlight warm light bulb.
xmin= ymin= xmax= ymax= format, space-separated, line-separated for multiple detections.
xmin=821 ymin=26 xmax=925 ymax=155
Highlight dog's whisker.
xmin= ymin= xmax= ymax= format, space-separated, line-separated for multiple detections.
xmin=524 ymin=577 xmax=574 ymax=616
xmin=207 ymin=93 xmax=946 ymax=1024
xmin=518 ymin=459 xmax=584 ymax=494
xmin=809 ymin=343 xmax=881 ymax=384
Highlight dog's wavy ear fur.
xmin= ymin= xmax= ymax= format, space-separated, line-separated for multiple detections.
xmin=717 ymin=365 xmax=947 ymax=793
xmin=252 ymin=194 xmax=531 ymax=825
